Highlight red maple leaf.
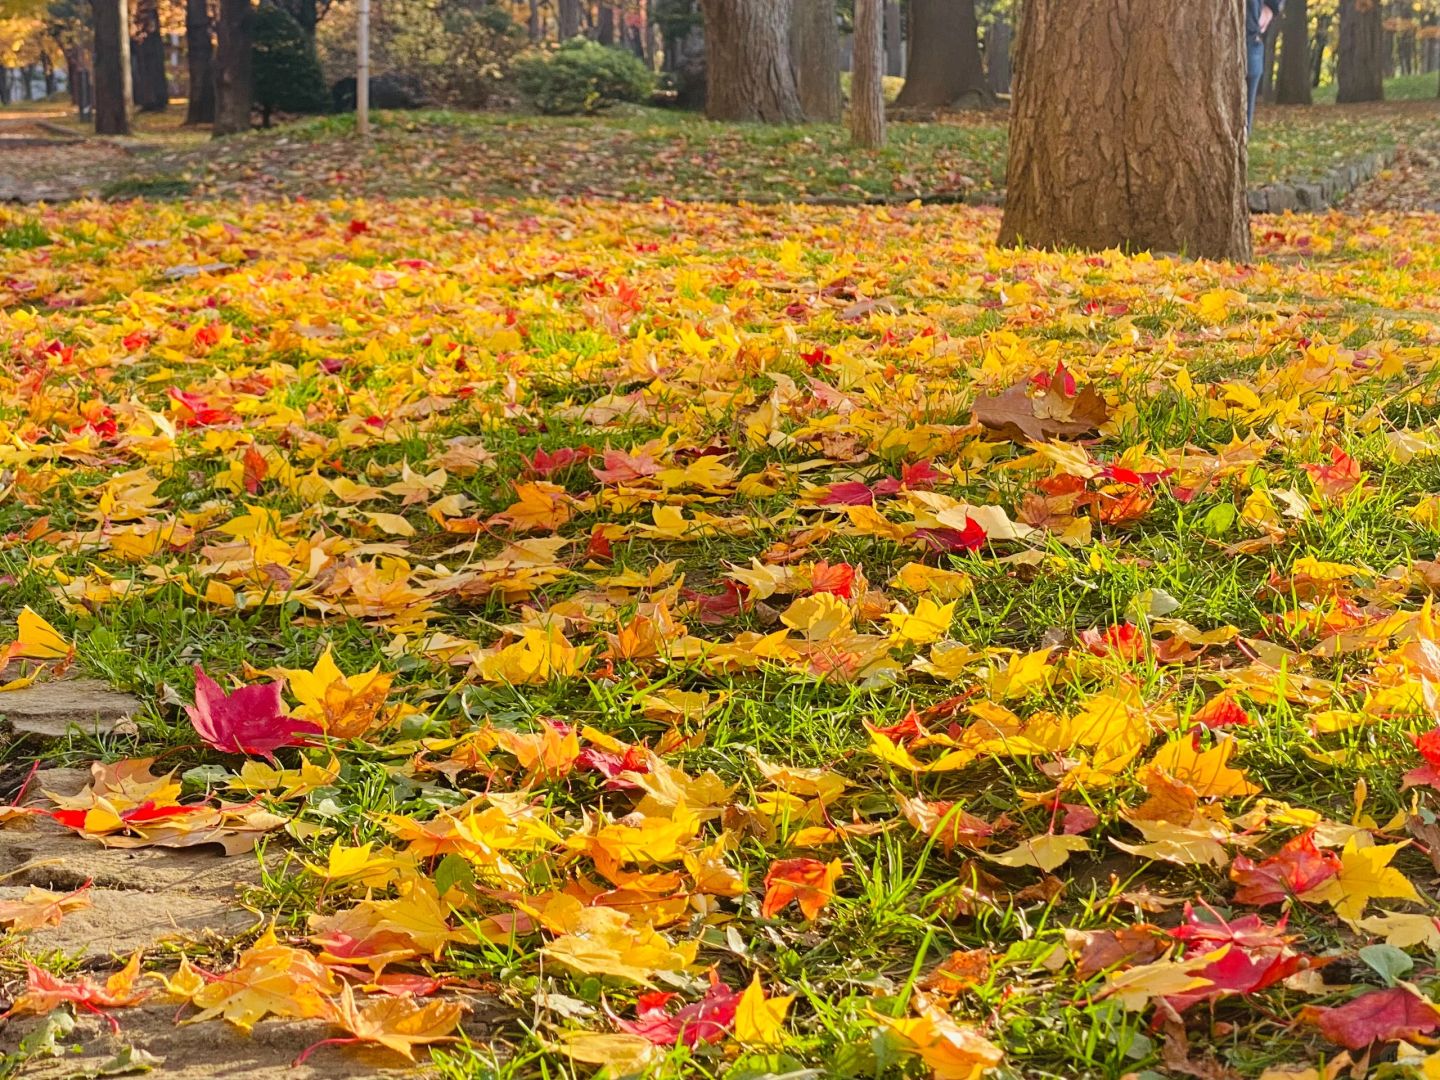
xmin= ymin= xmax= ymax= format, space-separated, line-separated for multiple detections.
xmin=615 ymin=976 xmax=738 ymax=1047
xmin=185 ymin=666 xmax=321 ymax=760
xmin=1229 ymin=830 xmax=1340 ymax=906
xmin=1078 ymin=622 xmax=1144 ymax=660
xmin=809 ymin=561 xmax=856 ymax=599
xmin=913 ymin=518 xmax=987 ymax=553
xmin=1305 ymin=987 xmax=1440 ymax=1049
xmin=1191 ymin=695 xmax=1251 ymax=730
xmin=591 ymin=449 xmax=660 ymax=484
xmin=818 ymin=481 xmax=875 ymax=506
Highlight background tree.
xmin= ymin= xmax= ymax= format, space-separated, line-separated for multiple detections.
xmin=789 ymin=0 xmax=839 ymax=122
xmin=559 ymin=0 xmax=580 ymax=37
xmin=1337 ymin=0 xmax=1384 ymax=100
xmin=850 ymin=0 xmax=883 ymax=145
xmin=698 ymin=0 xmax=802 ymax=121
xmin=90 ymin=0 xmax=129 ymax=133
xmin=131 ymin=0 xmax=168 ymax=111
xmin=894 ymin=0 xmax=991 ymax=108
xmin=212 ymin=0 xmax=253 ymax=135
xmin=1276 ymin=0 xmax=1313 ymax=103
xmin=251 ymin=2 xmax=326 ymax=125
xmin=999 ymin=0 xmax=1251 ymax=262
xmin=185 ymin=0 xmax=214 ymax=123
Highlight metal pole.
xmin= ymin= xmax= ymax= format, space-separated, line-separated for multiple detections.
xmin=356 ymin=0 xmax=370 ymax=136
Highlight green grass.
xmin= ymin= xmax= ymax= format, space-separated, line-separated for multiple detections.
xmin=128 ymin=88 xmax=1439 ymax=205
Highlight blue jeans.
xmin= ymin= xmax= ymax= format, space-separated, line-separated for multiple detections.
xmin=1246 ymin=37 xmax=1264 ymax=130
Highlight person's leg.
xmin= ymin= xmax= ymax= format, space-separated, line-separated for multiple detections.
xmin=1246 ymin=37 xmax=1264 ymax=130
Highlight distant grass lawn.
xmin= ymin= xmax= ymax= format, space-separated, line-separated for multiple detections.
xmin=45 ymin=72 xmax=1436 ymax=204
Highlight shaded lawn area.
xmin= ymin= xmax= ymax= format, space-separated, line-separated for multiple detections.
xmin=81 ymin=97 xmax=1440 ymax=204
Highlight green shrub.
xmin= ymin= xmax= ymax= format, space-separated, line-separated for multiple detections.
xmin=253 ymin=3 xmax=329 ymax=125
xmin=513 ymin=39 xmax=654 ymax=115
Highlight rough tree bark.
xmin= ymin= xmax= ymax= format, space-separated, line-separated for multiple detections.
xmin=699 ymin=0 xmax=803 ymax=122
xmin=558 ymin=0 xmax=581 ymax=40
xmin=184 ymin=0 xmax=215 ymax=124
xmin=1337 ymin=0 xmax=1384 ymax=102
xmin=1275 ymin=0 xmax=1312 ymax=104
xmin=998 ymin=0 xmax=1251 ymax=262
xmin=894 ymin=0 xmax=990 ymax=108
xmin=91 ymin=0 xmax=130 ymax=134
xmin=851 ymin=0 xmax=884 ymax=146
xmin=132 ymin=0 xmax=169 ymax=111
xmin=789 ymin=0 xmax=841 ymax=123
xmin=212 ymin=0 xmax=253 ymax=137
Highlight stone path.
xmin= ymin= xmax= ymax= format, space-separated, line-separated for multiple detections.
xmin=0 ymin=115 xmax=134 ymax=203
xmin=0 ymin=681 xmax=500 ymax=1076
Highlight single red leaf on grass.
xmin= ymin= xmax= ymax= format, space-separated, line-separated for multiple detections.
xmin=615 ymin=977 xmax=739 ymax=1047
xmin=186 ymin=666 xmax=322 ymax=761
xmin=1303 ymin=986 xmax=1440 ymax=1049
xmin=1229 ymin=830 xmax=1340 ymax=906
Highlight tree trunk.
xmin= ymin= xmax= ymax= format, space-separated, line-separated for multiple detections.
xmin=599 ymin=5 xmax=616 ymax=45
xmin=986 ymin=20 xmax=1013 ymax=96
xmin=91 ymin=0 xmax=131 ymax=134
xmin=789 ymin=0 xmax=841 ymax=122
xmin=41 ymin=50 xmax=56 ymax=97
xmin=559 ymin=0 xmax=581 ymax=39
xmin=528 ymin=0 xmax=541 ymax=41
xmin=1275 ymin=0 xmax=1312 ymax=104
xmin=999 ymin=0 xmax=1251 ymax=262
xmin=185 ymin=0 xmax=215 ymax=124
xmin=1260 ymin=17 xmax=1279 ymax=102
xmin=850 ymin=0 xmax=884 ymax=146
xmin=212 ymin=0 xmax=253 ymax=137
xmin=883 ymin=1 xmax=903 ymax=76
xmin=132 ymin=0 xmax=169 ymax=111
xmin=894 ymin=0 xmax=990 ymax=108
xmin=699 ymin=0 xmax=803 ymax=122
xmin=1337 ymin=0 xmax=1384 ymax=102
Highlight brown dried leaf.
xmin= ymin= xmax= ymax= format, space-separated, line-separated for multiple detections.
xmin=972 ymin=380 xmax=1109 ymax=443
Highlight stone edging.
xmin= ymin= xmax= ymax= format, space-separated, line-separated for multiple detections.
xmin=1244 ymin=148 xmax=1398 ymax=213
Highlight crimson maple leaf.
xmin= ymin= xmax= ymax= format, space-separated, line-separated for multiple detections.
xmin=615 ymin=977 xmax=739 ymax=1047
xmin=186 ymin=666 xmax=321 ymax=760
xmin=1304 ymin=986 xmax=1440 ymax=1049
xmin=1230 ymin=830 xmax=1340 ymax=906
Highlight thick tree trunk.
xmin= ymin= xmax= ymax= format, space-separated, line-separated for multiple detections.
xmin=699 ymin=0 xmax=803 ymax=122
xmin=999 ymin=0 xmax=1251 ymax=262
xmin=91 ymin=0 xmax=131 ymax=134
xmin=599 ymin=5 xmax=616 ymax=45
xmin=185 ymin=0 xmax=216 ymax=124
xmin=1337 ymin=0 xmax=1384 ymax=102
xmin=850 ymin=0 xmax=884 ymax=146
xmin=894 ymin=0 xmax=990 ymax=108
xmin=41 ymin=51 xmax=56 ymax=97
xmin=212 ymin=0 xmax=253 ymax=137
xmin=132 ymin=0 xmax=169 ymax=112
xmin=1275 ymin=0 xmax=1312 ymax=104
xmin=789 ymin=0 xmax=841 ymax=122
xmin=559 ymin=0 xmax=581 ymax=40
xmin=528 ymin=0 xmax=541 ymax=41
